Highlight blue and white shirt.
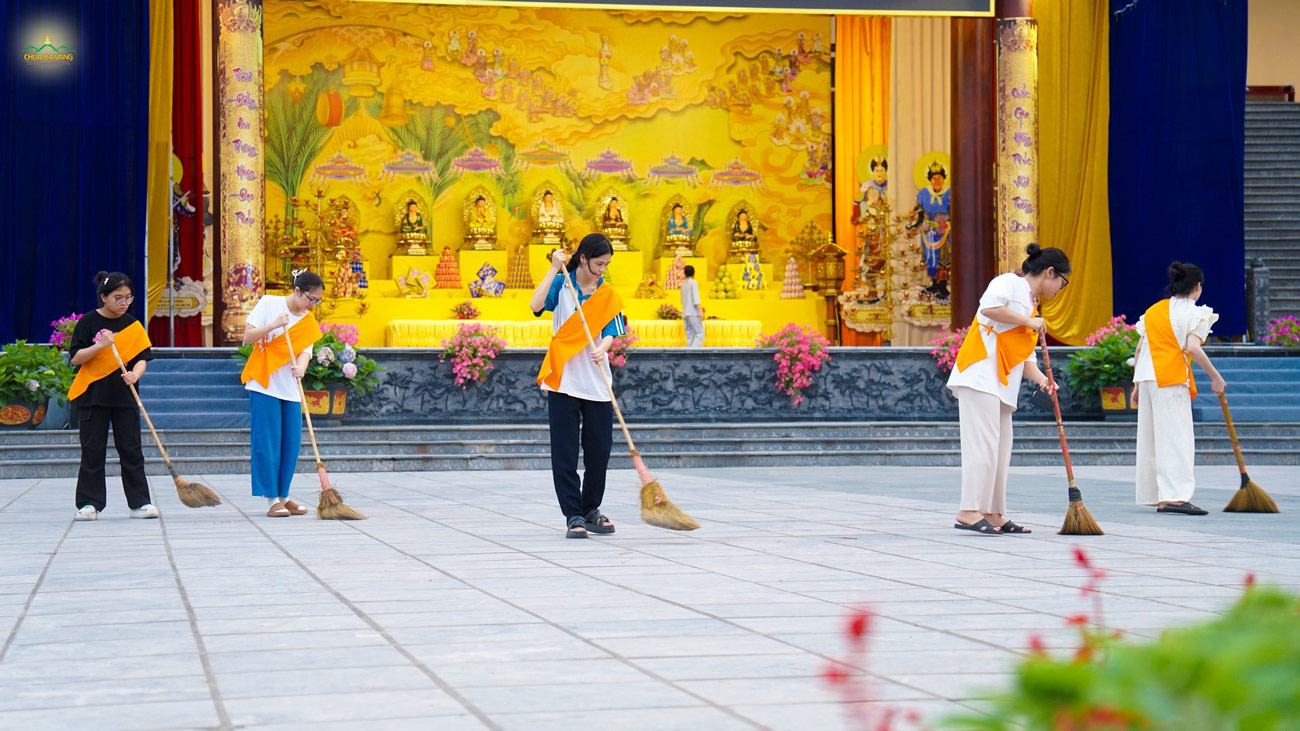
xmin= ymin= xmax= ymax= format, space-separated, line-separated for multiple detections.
xmin=534 ymin=271 xmax=626 ymax=402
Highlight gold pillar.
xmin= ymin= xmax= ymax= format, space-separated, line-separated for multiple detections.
xmin=216 ymin=0 xmax=265 ymax=342
xmin=996 ymin=17 xmax=1039 ymax=274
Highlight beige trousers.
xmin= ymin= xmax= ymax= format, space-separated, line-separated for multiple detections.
xmin=956 ymin=386 xmax=1013 ymax=514
xmin=1135 ymin=380 xmax=1196 ymax=505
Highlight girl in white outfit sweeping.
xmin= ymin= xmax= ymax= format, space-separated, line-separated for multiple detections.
xmin=1131 ymin=262 xmax=1225 ymax=515
xmin=947 ymin=244 xmax=1071 ymax=535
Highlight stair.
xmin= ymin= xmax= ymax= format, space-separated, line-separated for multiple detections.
xmin=2 ymin=421 xmax=1298 ymax=478
xmin=1245 ymin=102 xmax=1300 ymax=320
xmin=1191 ymin=356 xmax=1300 ymax=422
xmin=138 ymin=355 xmax=250 ymax=429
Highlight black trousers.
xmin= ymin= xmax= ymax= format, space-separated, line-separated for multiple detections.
xmin=76 ymin=405 xmax=151 ymax=511
xmin=547 ymin=391 xmax=614 ymax=519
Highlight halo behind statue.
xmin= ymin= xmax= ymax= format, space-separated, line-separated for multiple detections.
xmin=912 ymin=151 xmax=952 ymax=192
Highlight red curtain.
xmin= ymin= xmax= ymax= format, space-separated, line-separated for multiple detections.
xmin=149 ymin=0 xmax=204 ymax=346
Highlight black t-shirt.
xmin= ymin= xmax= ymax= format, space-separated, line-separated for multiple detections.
xmin=68 ymin=311 xmax=154 ymax=408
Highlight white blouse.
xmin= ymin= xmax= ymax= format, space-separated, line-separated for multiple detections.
xmin=946 ymin=273 xmax=1038 ymax=409
xmin=1132 ymin=298 xmax=1218 ymax=386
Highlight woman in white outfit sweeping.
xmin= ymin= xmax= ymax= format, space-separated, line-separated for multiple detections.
xmin=946 ymin=244 xmax=1071 ymax=535
xmin=1131 ymin=262 xmax=1225 ymax=515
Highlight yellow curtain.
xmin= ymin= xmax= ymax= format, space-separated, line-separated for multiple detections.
xmin=145 ymin=0 xmax=174 ymax=322
xmin=1037 ymin=1 xmax=1112 ymax=344
xmin=889 ymin=16 xmax=951 ymax=347
xmin=834 ymin=16 xmax=891 ymax=347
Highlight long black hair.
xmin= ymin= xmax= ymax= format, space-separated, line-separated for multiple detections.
xmin=568 ymin=233 xmax=614 ymax=274
xmin=1167 ymin=261 xmax=1204 ymax=296
xmin=94 ymin=271 xmax=134 ymax=302
xmin=1020 ymin=243 xmax=1071 ymax=277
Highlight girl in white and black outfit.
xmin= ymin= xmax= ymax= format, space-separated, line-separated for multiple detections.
xmin=69 ymin=272 xmax=156 ymax=520
xmin=531 ymin=234 xmax=627 ymax=538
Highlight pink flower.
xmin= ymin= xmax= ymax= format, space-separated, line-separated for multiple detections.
xmin=342 ymin=362 xmax=357 ymax=379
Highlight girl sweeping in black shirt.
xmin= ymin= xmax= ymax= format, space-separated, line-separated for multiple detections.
xmin=67 ymin=271 xmax=155 ymax=520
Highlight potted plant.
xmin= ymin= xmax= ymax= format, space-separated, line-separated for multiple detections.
xmin=42 ymin=313 xmax=82 ymax=429
xmin=0 ymin=340 xmax=75 ymax=429
xmin=1065 ymin=315 xmax=1140 ymax=413
xmin=439 ymin=323 xmax=507 ymax=388
xmin=1264 ymin=316 xmax=1299 ymax=348
xmin=234 ymin=323 xmax=381 ymax=417
xmin=927 ymin=323 xmax=971 ymax=373
xmin=755 ymin=324 xmax=832 ymax=406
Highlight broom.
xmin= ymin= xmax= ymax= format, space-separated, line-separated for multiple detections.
xmin=557 ymin=261 xmax=698 ymax=530
xmin=109 ymin=344 xmax=221 ymax=507
xmin=1220 ymin=392 xmax=1280 ymax=513
xmin=283 ymin=328 xmax=365 ymax=520
xmin=1039 ymin=336 xmax=1103 ymax=535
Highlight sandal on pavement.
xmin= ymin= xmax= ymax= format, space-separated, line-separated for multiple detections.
xmin=583 ymin=508 xmax=615 ymax=535
xmin=954 ymin=518 xmax=1002 ymax=535
xmin=284 ymin=500 xmax=308 ymax=516
xmin=1157 ymin=502 xmax=1208 ymax=516
xmin=267 ymin=502 xmax=291 ymax=518
xmin=565 ymin=515 xmax=588 ymax=539
xmin=997 ymin=520 xmax=1032 ymax=534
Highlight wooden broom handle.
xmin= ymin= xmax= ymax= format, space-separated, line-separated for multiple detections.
xmin=1039 ymin=334 xmax=1076 ymax=484
xmin=282 ymin=327 xmax=325 ymax=465
xmin=1219 ymin=392 xmax=1248 ymax=475
xmin=109 ymin=343 xmax=172 ymax=466
xmin=557 ymin=260 xmax=638 ymax=452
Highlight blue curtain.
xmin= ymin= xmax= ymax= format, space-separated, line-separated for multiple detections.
xmin=0 ymin=0 xmax=150 ymax=343
xmin=1109 ymin=0 xmax=1247 ymax=335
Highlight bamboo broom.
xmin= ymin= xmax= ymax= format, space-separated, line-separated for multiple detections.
xmin=109 ymin=344 xmax=221 ymax=508
xmin=283 ymin=327 xmax=365 ymax=520
xmin=1039 ymin=336 xmax=1103 ymax=535
xmin=1220 ymin=392 xmax=1280 ymax=513
xmin=557 ymin=260 xmax=698 ymax=530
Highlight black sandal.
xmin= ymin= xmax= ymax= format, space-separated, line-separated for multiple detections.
xmin=997 ymin=520 xmax=1032 ymax=534
xmin=583 ymin=508 xmax=615 ymax=535
xmin=566 ymin=515 xmax=588 ymax=539
xmin=954 ymin=518 xmax=1002 ymax=535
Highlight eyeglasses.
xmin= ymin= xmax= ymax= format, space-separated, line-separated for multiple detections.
xmin=1057 ymin=273 xmax=1070 ymax=289
xmin=302 ymin=294 xmax=323 ymax=307
xmin=110 ymin=295 xmax=135 ymax=305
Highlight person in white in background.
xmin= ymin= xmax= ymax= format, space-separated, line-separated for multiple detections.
xmin=1131 ymin=262 xmax=1225 ymax=516
xmin=681 ymin=265 xmax=704 ymax=347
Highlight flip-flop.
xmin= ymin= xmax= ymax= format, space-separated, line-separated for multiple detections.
xmin=284 ymin=500 xmax=308 ymax=516
xmin=997 ymin=520 xmax=1032 ymax=534
xmin=266 ymin=503 xmax=290 ymax=518
xmin=954 ymin=518 xmax=1001 ymax=535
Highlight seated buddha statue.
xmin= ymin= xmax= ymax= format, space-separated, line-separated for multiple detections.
xmin=533 ymin=189 xmax=565 ymax=245
xmin=728 ymin=208 xmax=759 ymax=261
xmin=464 ymin=195 xmax=497 ymax=251
xmin=600 ymin=196 xmax=631 ymax=251
xmin=396 ymin=199 xmax=430 ymax=256
xmin=664 ymin=202 xmax=692 ymax=256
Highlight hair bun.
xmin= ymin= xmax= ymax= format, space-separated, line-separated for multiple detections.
xmin=1169 ymin=261 xmax=1187 ymax=280
xmin=94 ymin=270 xmax=109 ymax=284
xmin=1025 ymin=243 xmax=1042 ymax=258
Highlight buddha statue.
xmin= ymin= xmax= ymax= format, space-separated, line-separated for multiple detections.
xmin=463 ymin=192 xmax=498 ymax=251
xmin=396 ymin=198 xmax=430 ymax=256
xmin=664 ymin=202 xmax=692 ymax=256
xmin=599 ymin=195 xmax=631 ymax=251
xmin=729 ymin=208 xmax=759 ymax=261
xmin=533 ymin=188 xmax=565 ymax=245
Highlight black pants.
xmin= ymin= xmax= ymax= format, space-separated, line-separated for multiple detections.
xmin=547 ymin=391 xmax=614 ymax=519
xmin=76 ymin=405 xmax=151 ymax=511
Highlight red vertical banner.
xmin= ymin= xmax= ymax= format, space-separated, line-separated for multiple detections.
xmin=150 ymin=0 xmax=205 ymax=346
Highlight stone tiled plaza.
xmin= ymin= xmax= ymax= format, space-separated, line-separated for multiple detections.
xmin=2 ymin=464 xmax=1297 ymax=730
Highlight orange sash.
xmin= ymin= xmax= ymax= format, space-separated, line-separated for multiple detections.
xmin=68 ymin=320 xmax=152 ymax=401
xmin=537 ymin=283 xmax=623 ymax=391
xmin=954 ymin=312 xmax=1039 ymax=386
xmin=240 ymin=312 xmax=322 ymax=389
xmin=1143 ymin=299 xmax=1197 ymax=398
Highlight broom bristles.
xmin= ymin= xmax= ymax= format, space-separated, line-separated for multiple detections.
xmin=316 ymin=486 xmax=366 ymax=520
xmin=1224 ymin=473 xmax=1280 ymax=513
xmin=1059 ymin=499 xmax=1104 ymax=536
xmin=640 ymin=481 xmax=699 ymax=531
xmin=166 ymin=463 xmax=221 ymax=508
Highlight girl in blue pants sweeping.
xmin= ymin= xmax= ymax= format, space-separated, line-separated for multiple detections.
xmin=240 ymin=271 xmax=324 ymax=517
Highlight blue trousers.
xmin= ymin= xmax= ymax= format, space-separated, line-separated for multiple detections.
xmin=249 ymin=391 xmax=302 ymax=499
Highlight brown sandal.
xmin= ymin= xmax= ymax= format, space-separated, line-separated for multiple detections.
xmin=284 ymin=500 xmax=308 ymax=516
xmin=266 ymin=502 xmax=291 ymax=518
